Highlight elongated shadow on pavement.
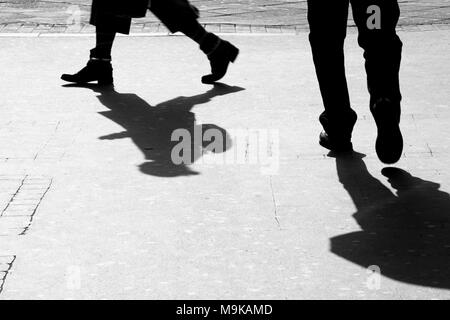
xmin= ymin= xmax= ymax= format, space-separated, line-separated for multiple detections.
xmin=329 ymin=152 xmax=450 ymax=289
xmin=63 ymin=83 xmax=245 ymax=177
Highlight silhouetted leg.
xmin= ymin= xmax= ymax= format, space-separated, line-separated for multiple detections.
xmin=351 ymin=0 xmax=403 ymax=164
xmin=307 ymin=0 xmax=357 ymax=151
xmin=182 ymin=20 xmax=219 ymax=53
xmin=351 ymin=0 xmax=402 ymax=105
xmin=149 ymin=0 xmax=239 ymax=84
xmin=91 ymin=26 xmax=117 ymax=60
xmin=61 ymin=25 xmax=115 ymax=85
xmin=62 ymin=0 xmax=130 ymax=85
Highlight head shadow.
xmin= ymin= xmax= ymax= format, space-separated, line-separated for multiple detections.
xmin=63 ymin=83 xmax=245 ymax=177
xmin=329 ymin=151 xmax=450 ymax=289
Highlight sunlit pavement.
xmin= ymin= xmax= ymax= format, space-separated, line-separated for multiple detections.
xmin=0 ymin=29 xmax=449 ymax=299
xmin=1 ymin=0 xmax=450 ymax=300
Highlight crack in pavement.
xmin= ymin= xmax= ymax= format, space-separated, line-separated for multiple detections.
xmin=0 ymin=255 xmax=16 ymax=294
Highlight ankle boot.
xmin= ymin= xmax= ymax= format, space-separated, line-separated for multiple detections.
xmin=201 ymin=37 xmax=239 ymax=84
xmin=318 ymin=109 xmax=357 ymax=152
xmin=371 ymin=98 xmax=403 ymax=164
xmin=61 ymin=58 xmax=113 ymax=85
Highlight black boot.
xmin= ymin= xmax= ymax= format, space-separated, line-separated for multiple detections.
xmin=319 ymin=109 xmax=357 ymax=153
xmin=61 ymin=54 xmax=113 ymax=85
xmin=319 ymin=131 xmax=354 ymax=153
xmin=371 ymin=98 xmax=403 ymax=164
xmin=201 ymin=36 xmax=239 ymax=84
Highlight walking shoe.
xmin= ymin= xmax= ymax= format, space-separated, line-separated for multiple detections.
xmin=318 ymin=109 xmax=357 ymax=153
xmin=319 ymin=131 xmax=353 ymax=153
xmin=371 ymin=98 xmax=403 ymax=164
xmin=61 ymin=59 xmax=113 ymax=85
xmin=202 ymin=40 xmax=239 ymax=84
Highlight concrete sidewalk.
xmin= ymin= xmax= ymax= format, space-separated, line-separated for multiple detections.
xmin=0 ymin=30 xmax=449 ymax=299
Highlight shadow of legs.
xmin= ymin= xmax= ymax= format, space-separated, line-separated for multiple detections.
xmin=329 ymin=153 xmax=450 ymax=289
xmin=63 ymin=83 xmax=245 ymax=177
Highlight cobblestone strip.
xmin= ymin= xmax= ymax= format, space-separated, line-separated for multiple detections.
xmin=0 ymin=175 xmax=53 ymax=236
xmin=0 ymin=22 xmax=449 ymax=35
xmin=0 ymin=256 xmax=16 ymax=294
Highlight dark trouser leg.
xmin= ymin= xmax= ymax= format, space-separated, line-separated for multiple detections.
xmin=181 ymin=20 xmax=221 ymax=55
xmin=307 ymin=0 xmax=356 ymax=141
xmin=182 ymin=20 xmax=239 ymax=84
xmin=149 ymin=0 xmax=220 ymax=51
xmin=150 ymin=0 xmax=239 ymax=83
xmin=61 ymin=2 xmax=126 ymax=84
xmin=91 ymin=26 xmax=117 ymax=60
xmin=351 ymin=0 xmax=403 ymax=163
xmin=350 ymin=0 xmax=402 ymax=106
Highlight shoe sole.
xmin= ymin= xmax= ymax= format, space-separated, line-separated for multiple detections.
xmin=61 ymin=75 xmax=113 ymax=85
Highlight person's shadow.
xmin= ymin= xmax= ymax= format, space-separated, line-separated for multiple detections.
xmin=330 ymin=152 xmax=450 ymax=289
xmin=63 ymin=83 xmax=245 ymax=177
